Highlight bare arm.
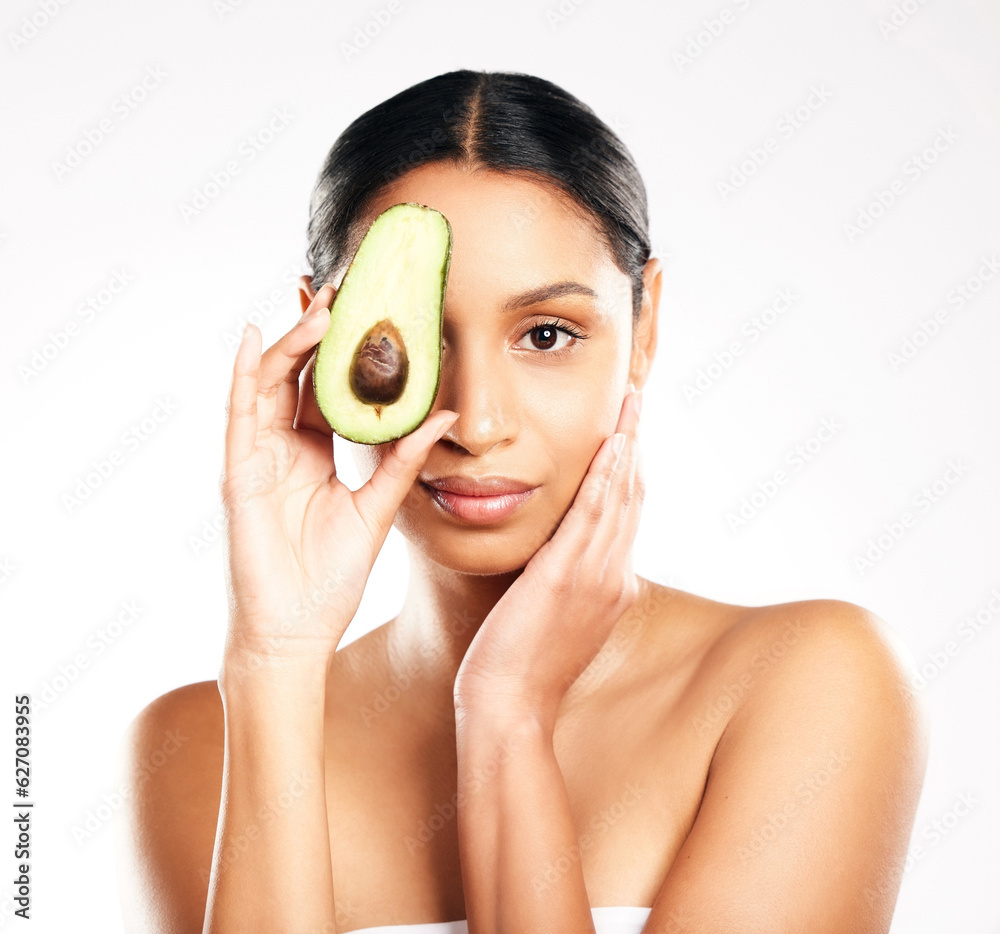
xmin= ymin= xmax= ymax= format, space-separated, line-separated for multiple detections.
xmin=116 ymin=682 xmax=223 ymax=934
xmin=641 ymin=602 xmax=930 ymax=933
xmin=449 ymin=386 xmax=644 ymax=934
xmin=115 ymin=660 xmax=344 ymax=934
xmin=455 ymin=709 xmax=596 ymax=934
xmin=116 ymin=281 xmax=459 ymax=932
xmin=204 ymin=653 xmax=338 ymax=933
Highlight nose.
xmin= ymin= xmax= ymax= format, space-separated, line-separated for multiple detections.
xmin=434 ymin=342 xmax=516 ymax=457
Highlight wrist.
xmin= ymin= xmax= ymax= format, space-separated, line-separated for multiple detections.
xmin=222 ymin=623 xmax=339 ymax=669
xmin=219 ymin=646 xmax=333 ymax=700
xmin=453 ymin=694 xmax=557 ymax=738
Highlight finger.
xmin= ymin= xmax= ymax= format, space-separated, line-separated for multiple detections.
xmin=256 ymin=284 xmax=335 ymax=433
xmin=292 ymin=348 xmax=334 ymax=438
xmin=593 ymin=405 xmax=643 ymax=576
xmin=541 ymin=431 xmax=623 ymax=569
xmin=544 ymin=388 xmax=639 ymax=562
xmin=352 ymin=409 xmax=460 ymax=545
xmin=270 ymin=340 xmax=326 ymax=433
xmin=225 ymin=321 xmax=263 ymax=470
xmin=598 ymin=449 xmax=643 ymax=609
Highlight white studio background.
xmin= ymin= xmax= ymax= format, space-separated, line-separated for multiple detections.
xmin=2 ymin=0 xmax=998 ymax=931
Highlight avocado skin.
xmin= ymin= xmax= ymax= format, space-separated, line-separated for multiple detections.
xmin=312 ymin=202 xmax=452 ymax=445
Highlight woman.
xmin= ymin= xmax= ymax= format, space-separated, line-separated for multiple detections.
xmin=116 ymin=69 xmax=928 ymax=934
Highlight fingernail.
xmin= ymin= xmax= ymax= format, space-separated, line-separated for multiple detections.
xmin=634 ymin=389 xmax=643 ymax=417
xmin=612 ymin=433 xmax=626 ymax=457
xmin=433 ymin=413 xmax=458 ymax=442
xmin=626 ymin=381 xmax=636 ymax=396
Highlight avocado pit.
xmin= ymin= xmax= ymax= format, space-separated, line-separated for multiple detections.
xmin=349 ymin=318 xmax=409 ymax=413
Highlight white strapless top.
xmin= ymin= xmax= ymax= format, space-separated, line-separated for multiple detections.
xmin=346 ymin=905 xmax=652 ymax=933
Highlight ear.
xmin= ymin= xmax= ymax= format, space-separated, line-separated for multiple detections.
xmin=628 ymin=257 xmax=662 ymax=391
xmin=292 ymin=274 xmax=334 ymax=437
xmin=298 ymin=275 xmax=317 ymax=314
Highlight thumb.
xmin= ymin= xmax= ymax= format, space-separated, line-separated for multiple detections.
xmin=352 ymin=409 xmax=460 ymax=538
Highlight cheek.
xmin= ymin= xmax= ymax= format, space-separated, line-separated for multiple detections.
xmin=548 ymin=404 xmax=613 ymax=493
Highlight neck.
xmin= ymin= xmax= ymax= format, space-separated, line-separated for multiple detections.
xmin=384 ymin=542 xmax=524 ymax=696
xmin=380 ymin=542 xmax=654 ymax=717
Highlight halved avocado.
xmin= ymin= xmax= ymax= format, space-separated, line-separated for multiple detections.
xmin=313 ymin=202 xmax=452 ymax=444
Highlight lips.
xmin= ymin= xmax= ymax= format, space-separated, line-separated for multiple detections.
xmin=420 ymin=474 xmax=535 ymax=496
xmin=419 ymin=474 xmax=537 ymax=524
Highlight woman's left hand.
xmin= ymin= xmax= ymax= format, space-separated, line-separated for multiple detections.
xmin=453 ymin=384 xmax=645 ymax=729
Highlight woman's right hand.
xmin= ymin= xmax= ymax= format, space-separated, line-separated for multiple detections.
xmin=219 ymin=283 xmax=458 ymax=666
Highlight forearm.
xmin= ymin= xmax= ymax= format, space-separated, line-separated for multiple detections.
xmin=454 ymin=710 xmax=596 ymax=934
xmin=204 ymin=653 xmax=337 ymax=934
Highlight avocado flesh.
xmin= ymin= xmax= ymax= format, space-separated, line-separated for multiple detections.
xmin=313 ymin=202 xmax=452 ymax=444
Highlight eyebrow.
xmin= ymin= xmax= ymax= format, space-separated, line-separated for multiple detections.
xmin=500 ymin=281 xmax=600 ymax=314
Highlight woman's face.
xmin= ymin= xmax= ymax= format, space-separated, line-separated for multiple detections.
xmin=341 ymin=160 xmax=657 ymax=575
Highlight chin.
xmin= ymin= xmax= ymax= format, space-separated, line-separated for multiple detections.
xmin=394 ymin=491 xmax=562 ymax=576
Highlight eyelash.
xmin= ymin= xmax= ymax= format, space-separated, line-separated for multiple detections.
xmin=519 ymin=318 xmax=589 ymax=355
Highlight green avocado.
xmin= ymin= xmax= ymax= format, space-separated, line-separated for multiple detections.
xmin=313 ymin=202 xmax=452 ymax=445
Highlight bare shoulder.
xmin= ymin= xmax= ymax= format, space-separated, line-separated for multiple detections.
xmin=728 ymin=597 xmax=926 ymax=714
xmin=715 ymin=596 xmax=932 ymax=860
xmin=639 ymin=584 xmax=929 ymax=784
xmin=702 ymin=595 xmax=929 ymax=744
xmin=115 ymin=680 xmax=225 ymax=934
xmin=642 ymin=596 xmax=932 ymax=930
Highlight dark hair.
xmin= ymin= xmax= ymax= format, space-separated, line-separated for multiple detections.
xmin=305 ymin=69 xmax=651 ymax=324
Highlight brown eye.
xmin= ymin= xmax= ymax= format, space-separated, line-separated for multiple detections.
xmin=532 ymin=324 xmax=559 ymax=350
xmin=515 ymin=320 xmax=587 ymax=355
